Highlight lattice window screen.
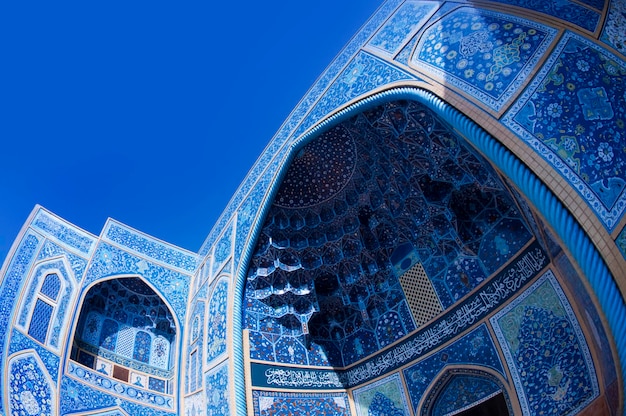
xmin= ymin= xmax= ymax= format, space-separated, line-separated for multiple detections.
xmin=399 ymin=262 xmax=442 ymax=327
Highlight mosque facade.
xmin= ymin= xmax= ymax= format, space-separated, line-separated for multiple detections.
xmin=1 ymin=0 xmax=626 ymax=414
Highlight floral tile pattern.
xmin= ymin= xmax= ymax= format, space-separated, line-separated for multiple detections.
xmin=205 ymin=362 xmax=230 ymax=416
xmin=412 ymin=7 xmax=557 ymax=111
xmin=368 ymin=1 xmax=438 ymax=55
xmin=489 ymin=0 xmax=601 ymax=32
xmin=7 ymin=353 xmax=55 ymax=416
xmin=503 ymin=32 xmax=626 ymax=231
xmin=206 ymin=278 xmax=228 ymax=364
xmin=490 ymin=270 xmax=599 ymax=415
xmin=352 ymin=372 xmax=411 ymax=416
xmin=601 ymin=0 xmax=626 ymax=56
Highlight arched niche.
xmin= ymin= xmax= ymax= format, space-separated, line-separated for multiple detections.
xmin=70 ymin=276 xmax=178 ymax=396
xmin=421 ymin=368 xmax=512 ymax=416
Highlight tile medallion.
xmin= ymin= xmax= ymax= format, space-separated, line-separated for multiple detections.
xmin=252 ymin=391 xmax=351 ymax=416
xmin=412 ymin=7 xmax=557 ymax=112
xmin=7 ymin=352 xmax=55 ymax=416
xmin=490 ymin=270 xmax=599 ymax=415
xmin=352 ymin=372 xmax=411 ymax=416
xmin=368 ymin=1 xmax=438 ymax=55
xmin=503 ymin=32 xmax=626 ymax=231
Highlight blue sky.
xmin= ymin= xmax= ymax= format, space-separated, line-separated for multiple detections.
xmin=0 ymin=1 xmax=382 ymax=261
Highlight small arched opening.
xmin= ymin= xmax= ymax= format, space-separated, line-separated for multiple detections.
xmin=70 ymin=276 xmax=177 ymax=395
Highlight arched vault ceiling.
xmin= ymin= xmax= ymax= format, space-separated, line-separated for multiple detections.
xmin=244 ymin=99 xmax=534 ymax=367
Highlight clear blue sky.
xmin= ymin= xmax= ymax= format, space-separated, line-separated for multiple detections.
xmin=0 ymin=1 xmax=382 ymax=261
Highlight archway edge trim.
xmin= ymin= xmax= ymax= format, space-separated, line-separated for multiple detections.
xmin=232 ymin=86 xmax=625 ymax=414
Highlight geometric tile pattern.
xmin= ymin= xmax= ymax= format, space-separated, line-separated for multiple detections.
xmin=413 ymin=7 xmax=557 ymax=111
xmin=403 ymin=324 xmax=506 ymax=412
xmin=504 ymin=32 xmax=626 ymax=231
xmin=352 ymin=372 xmax=410 ymax=416
xmin=398 ymin=262 xmax=442 ymax=327
xmin=252 ymin=391 xmax=351 ymax=416
xmin=491 ymin=270 xmax=599 ymax=415
xmin=245 ymin=99 xmax=533 ymax=367
xmin=368 ymin=1 xmax=438 ymax=55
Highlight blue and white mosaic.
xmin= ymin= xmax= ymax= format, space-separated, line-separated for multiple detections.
xmin=503 ymin=32 xmax=626 ymax=231
xmin=7 ymin=352 xmax=55 ymax=416
xmin=206 ymin=279 xmax=228 ymax=364
xmin=489 ymin=0 xmax=601 ymax=32
xmin=491 ymin=270 xmax=599 ymax=415
xmin=104 ymin=221 xmax=197 ymax=273
xmin=403 ymin=324 xmax=505 ymax=412
xmin=85 ymin=242 xmax=190 ymax=322
xmin=32 ymin=209 xmax=96 ymax=256
xmin=252 ymin=391 xmax=351 ymax=416
xmin=412 ymin=7 xmax=557 ymax=112
xmin=352 ymin=372 xmax=411 ymax=416
xmin=205 ymin=361 xmax=230 ymax=416
xmin=368 ymin=1 xmax=438 ymax=55
xmin=601 ymin=0 xmax=626 ymax=55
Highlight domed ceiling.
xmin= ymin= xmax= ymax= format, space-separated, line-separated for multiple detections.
xmin=244 ymin=99 xmax=535 ymax=367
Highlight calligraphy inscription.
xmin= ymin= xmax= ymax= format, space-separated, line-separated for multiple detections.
xmin=255 ymin=242 xmax=547 ymax=389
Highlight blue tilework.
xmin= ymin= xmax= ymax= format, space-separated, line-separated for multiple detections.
xmin=85 ymin=242 xmax=190 ymax=322
xmin=17 ymin=258 xmax=74 ymax=349
xmin=252 ymin=391 xmax=351 ymax=416
xmin=60 ymin=372 xmax=174 ymax=415
xmin=353 ymin=373 xmax=411 ymax=416
xmin=104 ymin=222 xmax=197 ymax=272
xmin=402 ymin=324 xmax=505 ymax=412
xmin=32 ymin=209 xmax=96 ymax=255
xmin=617 ymin=224 xmax=626 ymax=259
xmin=205 ymin=361 xmax=230 ymax=416
xmin=197 ymin=0 xmax=404 ymax=261
xmin=67 ymin=361 xmax=174 ymax=410
xmin=8 ymin=329 xmax=60 ymax=383
xmin=212 ymin=223 xmax=233 ymax=276
xmin=368 ymin=1 xmax=438 ymax=55
xmin=186 ymin=300 xmax=204 ymax=393
xmin=503 ymin=32 xmax=626 ymax=231
xmin=491 ymin=270 xmax=599 ymax=415
xmin=489 ymin=0 xmax=600 ymax=32
xmin=37 ymin=238 xmax=87 ymax=281
xmin=432 ymin=375 xmax=501 ymax=416
xmin=601 ymin=0 xmax=626 ymax=56
xmin=413 ymin=7 xmax=557 ymax=112
xmin=184 ymin=391 xmax=206 ymax=416
xmin=0 ymin=232 xmax=41 ymax=415
xmin=294 ymin=51 xmax=418 ymax=138
xmin=206 ymin=279 xmax=228 ymax=363
xmin=245 ymin=100 xmax=533 ymax=367
xmin=7 ymin=353 xmax=55 ymax=416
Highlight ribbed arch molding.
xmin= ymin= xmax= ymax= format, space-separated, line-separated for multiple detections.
xmin=232 ymin=87 xmax=625 ymax=414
